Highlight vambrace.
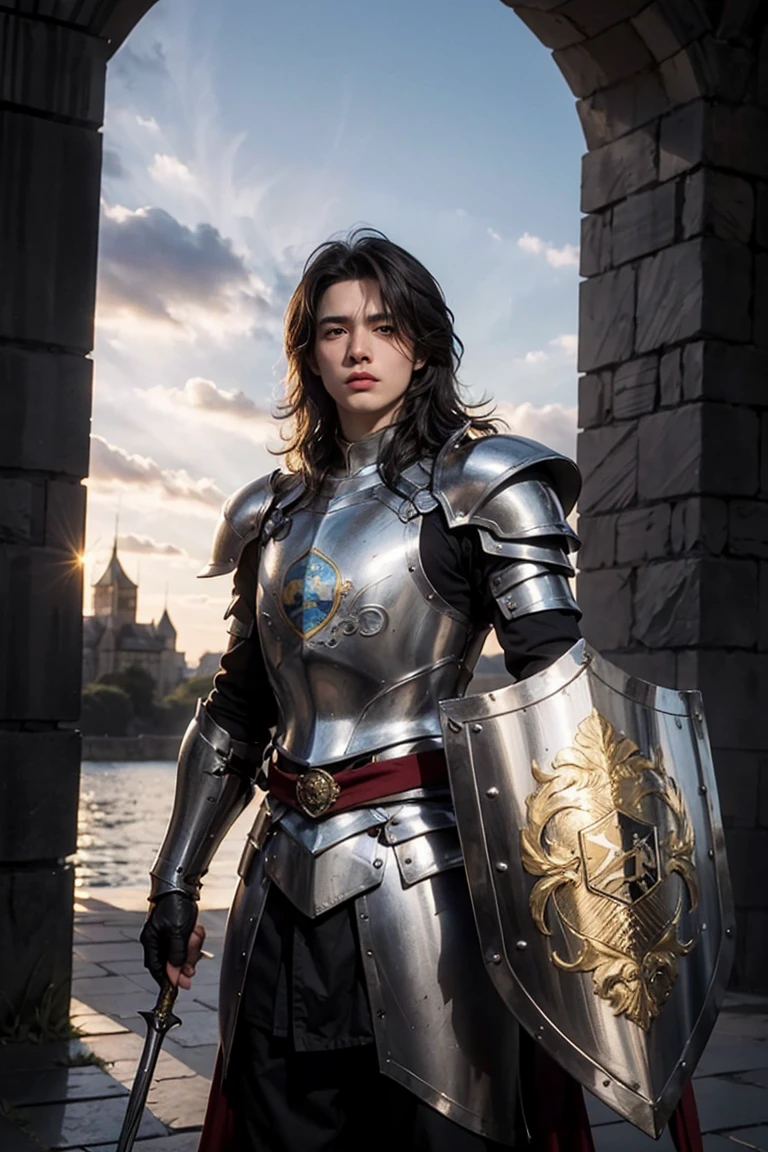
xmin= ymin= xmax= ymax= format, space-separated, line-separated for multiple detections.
xmin=490 ymin=559 xmax=579 ymax=620
xmin=149 ymin=700 xmax=266 ymax=900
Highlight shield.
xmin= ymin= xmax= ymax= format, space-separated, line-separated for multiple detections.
xmin=439 ymin=640 xmax=734 ymax=1137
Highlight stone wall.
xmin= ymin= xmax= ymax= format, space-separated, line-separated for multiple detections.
xmin=507 ymin=0 xmax=768 ymax=988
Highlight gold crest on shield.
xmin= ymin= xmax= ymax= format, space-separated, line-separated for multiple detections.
xmin=520 ymin=709 xmax=699 ymax=1030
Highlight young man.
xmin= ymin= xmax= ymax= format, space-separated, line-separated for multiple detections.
xmin=140 ymin=231 xmax=704 ymax=1151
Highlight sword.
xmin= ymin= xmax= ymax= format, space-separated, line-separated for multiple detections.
xmin=115 ymin=978 xmax=181 ymax=1152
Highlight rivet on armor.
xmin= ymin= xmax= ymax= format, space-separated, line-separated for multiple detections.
xmin=708 ymin=848 xmax=714 ymax=859
xmin=488 ymin=952 xmax=502 ymax=965
xmin=602 ymin=1079 xmax=610 ymax=1088
xmin=404 ymin=857 xmax=412 ymax=865
xmin=408 ymin=565 xmax=415 ymax=572
xmin=680 ymin=1061 xmax=687 ymax=1069
xmin=699 ymin=784 xmax=708 ymax=794
xmin=373 ymin=859 xmax=383 ymax=869
xmin=515 ymin=940 xmax=527 ymax=951
xmin=427 ymin=593 xmax=435 ymax=600
xmin=725 ymin=927 xmax=733 ymax=937
xmin=675 ymin=718 xmax=683 ymax=728
xmin=377 ymin=1009 xmax=386 ymax=1018
xmin=360 ymin=913 xmax=369 ymax=921
xmin=694 ymin=711 xmax=703 ymax=722
xmin=366 ymin=950 xmax=373 ymax=957
xmin=495 ymin=862 xmax=508 ymax=873
xmin=701 ymin=923 xmax=708 ymax=931
xmin=472 ymin=723 xmax=482 ymax=733
xmin=486 ymin=786 xmax=499 ymax=798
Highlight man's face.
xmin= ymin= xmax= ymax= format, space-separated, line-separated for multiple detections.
xmin=311 ymin=278 xmax=422 ymax=440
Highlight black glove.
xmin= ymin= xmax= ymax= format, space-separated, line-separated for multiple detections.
xmin=140 ymin=891 xmax=198 ymax=987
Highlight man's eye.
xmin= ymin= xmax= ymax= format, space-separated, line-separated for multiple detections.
xmin=325 ymin=327 xmax=345 ymax=337
xmin=376 ymin=325 xmax=394 ymax=334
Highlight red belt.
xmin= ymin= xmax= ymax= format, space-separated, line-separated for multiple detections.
xmin=268 ymin=749 xmax=448 ymax=818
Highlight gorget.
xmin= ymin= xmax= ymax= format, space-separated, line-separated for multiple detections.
xmin=256 ymin=431 xmax=486 ymax=766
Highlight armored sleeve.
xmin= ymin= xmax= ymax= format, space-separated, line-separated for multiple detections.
xmin=432 ymin=432 xmax=581 ymax=623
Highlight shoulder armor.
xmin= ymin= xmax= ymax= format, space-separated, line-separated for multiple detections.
xmin=432 ymin=433 xmax=580 ymax=552
xmin=198 ymin=471 xmax=281 ymax=578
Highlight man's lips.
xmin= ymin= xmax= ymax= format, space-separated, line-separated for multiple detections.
xmin=345 ymin=373 xmax=378 ymax=389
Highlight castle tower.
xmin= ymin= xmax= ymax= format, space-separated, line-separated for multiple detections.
xmin=92 ymin=538 xmax=137 ymax=629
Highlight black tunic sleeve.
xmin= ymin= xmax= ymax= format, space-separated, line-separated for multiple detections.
xmin=419 ymin=508 xmax=582 ymax=681
xmin=204 ymin=539 xmax=278 ymax=744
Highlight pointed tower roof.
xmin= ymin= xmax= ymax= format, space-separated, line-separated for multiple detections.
xmin=93 ymin=538 xmax=138 ymax=590
xmin=156 ymin=607 xmax=176 ymax=639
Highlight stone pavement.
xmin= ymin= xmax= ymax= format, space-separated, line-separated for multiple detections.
xmin=0 ymin=895 xmax=767 ymax=1150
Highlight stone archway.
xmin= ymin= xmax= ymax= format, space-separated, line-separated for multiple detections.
xmin=0 ymin=0 xmax=766 ymax=1031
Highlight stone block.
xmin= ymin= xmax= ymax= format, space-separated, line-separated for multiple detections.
xmin=761 ymin=562 xmax=768 ymax=650
xmin=0 ymin=732 xmax=80 ymax=862
xmin=714 ymin=751 xmax=760 ymax=830
xmin=729 ymin=501 xmax=768 ymax=559
xmin=742 ymin=910 xmax=768 ymax=990
xmin=576 ymin=68 xmax=669 ymax=148
xmin=513 ymin=7 xmax=584 ymax=50
xmin=677 ymin=650 xmax=767 ymax=749
xmin=558 ymin=0 xmax=650 ymax=38
xmin=0 ymin=347 xmax=92 ymax=476
xmin=612 ymin=182 xmax=677 ymax=265
xmin=659 ymin=100 xmax=706 ymax=182
xmin=0 ymin=11 xmax=107 ymax=125
xmin=682 ymin=341 xmax=768 ymax=408
xmin=0 ymin=110 xmax=102 ymax=352
xmin=604 ymin=648 xmax=677 ymax=687
xmin=578 ymin=423 xmax=638 ymax=513
xmin=0 ymin=478 xmax=43 ymax=545
xmin=757 ymin=182 xmax=768 ymax=250
xmin=579 ymin=211 xmax=612 ymax=277
xmin=636 ymin=239 xmax=752 ymax=353
xmin=659 ymin=48 xmax=703 ymax=105
xmin=0 ymin=865 xmax=73 ymax=1036
xmin=581 ymin=126 xmax=657 ymax=212
xmin=670 ymin=498 xmax=728 ymax=556
xmin=575 ymin=512 xmax=617 ymax=569
xmin=631 ymin=4 xmax=694 ymax=62
xmin=724 ymin=829 xmax=768 ymax=910
xmin=576 ymin=567 xmax=632 ymax=649
xmin=682 ymin=169 xmax=754 ymax=245
xmin=554 ymin=22 xmax=653 ymax=98
xmin=659 ymin=348 xmax=682 ymax=407
xmin=45 ymin=478 xmax=86 ymax=553
xmin=578 ymin=266 xmax=635 ymax=371
xmin=577 ymin=370 xmax=611 ymax=428
xmin=639 ymin=404 xmax=759 ymax=500
xmin=634 ymin=558 xmax=757 ymax=648
xmin=0 ymin=547 xmax=83 ymax=720
xmin=756 ymin=253 xmax=768 ymax=351
xmin=616 ymin=504 xmax=670 ymax=564
xmin=612 ymin=355 xmax=658 ymax=419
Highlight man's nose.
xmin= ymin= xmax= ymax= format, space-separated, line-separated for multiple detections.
xmin=347 ymin=328 xmax=372 ymax=361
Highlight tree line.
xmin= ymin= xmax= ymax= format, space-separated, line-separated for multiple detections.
xmin=81 ymin=667 xmax=213 ymax=737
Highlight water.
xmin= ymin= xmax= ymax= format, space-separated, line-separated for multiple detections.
xmin=76 ymin=761 xmax=258 ymax=908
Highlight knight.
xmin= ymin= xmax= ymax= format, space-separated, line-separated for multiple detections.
xmin=140 ymin=230 xmax=727 ymax=1151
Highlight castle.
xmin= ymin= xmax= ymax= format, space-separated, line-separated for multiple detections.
xmin=82 ymin=539 xmax=186 ymax=698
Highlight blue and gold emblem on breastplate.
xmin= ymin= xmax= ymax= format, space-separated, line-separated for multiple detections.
xmin=281 ymin=548 xmax=343 ymax=639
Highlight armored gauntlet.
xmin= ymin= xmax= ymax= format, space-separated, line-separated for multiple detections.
xmin=149 ymin=699 xmax=266 ymax=900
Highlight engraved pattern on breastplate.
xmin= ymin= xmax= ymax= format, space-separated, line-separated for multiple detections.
xmin=257 ymin=456 xmax=482 ymax=765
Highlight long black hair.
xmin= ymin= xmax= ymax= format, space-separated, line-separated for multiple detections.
xmin=278 ymin=227 xmax=499 ymax=492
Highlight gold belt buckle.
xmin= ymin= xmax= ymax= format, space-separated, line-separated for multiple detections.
xmin=295 ymin=768 xmax=341 ymax=818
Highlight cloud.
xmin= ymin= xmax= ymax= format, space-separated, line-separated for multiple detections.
xmin=117 ymin=533 xmax=188 ymax=557
xmin=487 ymin=228 xmax=502 ymax=242
xmin=517 ymin=231 xmax=580 ymax=270
xmin=139 ymin=377 xmax=282 ymax=443
xmin=111 ymin=42 xmax=169 ymax=87
xmin=495 ymin=401 xmax=577 ymax=461
xmin=102 ymin=149 xmax=126 ymax=179
xmin=136 ymin=114 xmax=160 ymax=132
xmin=550 ymin=333 xmax=578 ymax=358
xmin=148 ymin=153 xmax=198 ymax=191
xmin=97 ymin=203 xmax=280 ymax=339
xmin=523 ymin=350 xmax=548 ymax=364
xmin=88 ymin=435 xmax=224 ymax=510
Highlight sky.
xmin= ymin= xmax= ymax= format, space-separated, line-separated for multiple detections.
xmin=85 ymin=0 xmax=585 ymax=667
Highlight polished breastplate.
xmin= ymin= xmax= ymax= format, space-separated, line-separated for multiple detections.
xmin=256 ymin=437 xmax=486 ymax=765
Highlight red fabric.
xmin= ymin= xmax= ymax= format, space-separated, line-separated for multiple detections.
xmin=668 ymin=1081 xmax=704 ymax=1152
xmin=197 ymin=1048 xmax=235 ymax=1152
xmin=268 ymin=749 xmax=448 ymax=815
